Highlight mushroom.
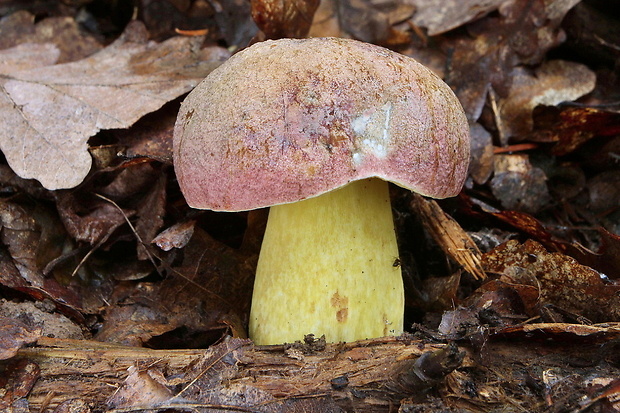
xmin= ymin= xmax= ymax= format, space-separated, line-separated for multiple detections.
xmin=173 ymin=37 xmax=470 ymax=345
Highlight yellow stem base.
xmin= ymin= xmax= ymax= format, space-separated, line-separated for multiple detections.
xmin=249 ymin=178 xmax=404 ymax=345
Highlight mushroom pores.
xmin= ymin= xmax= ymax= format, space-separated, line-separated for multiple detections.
xmin=173 ymin=37 xmax=470 ymax=212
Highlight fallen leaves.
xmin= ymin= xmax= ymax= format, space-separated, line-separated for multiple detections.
xmin=0 ymin=20 xmax=228 ymax=190
xmin=411 ymin=194 xmax=485 ymax=280
xmin=0 ymin=318 xmax=41 ymax=361
xmin=0 ymin=1 xmax=619 ymax=412
xmin=447 ymin=0 xmax=580 ymax=122
xmin=251 ymin=0 xmax=320 ymax=39
xmin=411 ymin=0 xmax=506 ymax=35
xmin=482 ymin=239 xmax=620 ymax=322
xmin=0 ymin=10 xmax=102 ymax=63
xmin=309 ymin=0 xmax=416 ymax=45
xmin=497 ymin=60 xmax=596 ymax=141
xmin=490 ymin=154 xmax=551 ymax=214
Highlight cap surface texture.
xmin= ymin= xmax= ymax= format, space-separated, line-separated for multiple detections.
xmin=174 ymin=37 xmax=470 ymax=211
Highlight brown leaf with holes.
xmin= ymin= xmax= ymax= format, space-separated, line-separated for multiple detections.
xmin=0 ymin=20 xmax=229 ymax=190
xmin=482 ymin=239 xmax=620 ymax=322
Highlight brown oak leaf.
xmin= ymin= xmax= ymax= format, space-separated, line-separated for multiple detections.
xmin=0 ymin=21 xmax=229 ymax=190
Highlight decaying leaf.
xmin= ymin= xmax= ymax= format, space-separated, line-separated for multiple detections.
xmin=0 ymin=317 xmax=41 ymax=360
xmin=411 ymin=0 xmax=506 ymax=35
xmin=55 ymin=191 xmax=130 ymax=246
xmin=0 ymin=201 xmax=44 ymax=286
xmin=531 ymin=106 xmax=620 ymax=156
xmin=153 ymin=220 xmax=196 ymax=251
xmin=135 ymin=172 xmax=167 ymax=260
xmin=588 ymin=170 xmax=620 ymax=213
xmin=0 ymin=20 xmax=229 ymax=190
xmin=212 ymin=0 xmax=259 ymax=48
xmin=107 ymin=365 xmax=173 ymax=408
xmin=115 ymin=102 xmax=178 ymax=163
xmin=0 ymin=11 xmax=102 ymax=63
xmin=0 ymin=299 xmax=83 ymax=343
xmin=95 ymin=227 xmax=255 ymax=346
xmin=468 ymin=122 xmax=494 ymax=185
xmin=497 ymin=322 xmax=620 ymax=341
xmin=490 ymin=154 xmax=551 ymax=214
xmin=498 ymin=60 xmax=596 ymax=141
xmin=411 ymin=194 xmax=485 ymax=280
xmin=309 ymin=0 xmax=416 ymax=45
xmin=0 ymin=358 xmax=40 ymax=411
xmin=251 ymin=0 xmax=320 ymax=39
xmin=482 ymin=239 xmax=620 ymax=322
xmin=447 ymin=0 xmax=581 ymax=121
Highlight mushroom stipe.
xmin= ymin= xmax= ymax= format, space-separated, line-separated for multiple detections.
xmin=251 ymin=178 xmax=402 ymax=344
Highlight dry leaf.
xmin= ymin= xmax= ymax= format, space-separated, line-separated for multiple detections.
xmin=95 ymin=227 xmax=255 ymax=346
xmin=212 ymin=0 xmax=259 ymax=47
xmin=0 ymin=42 xmax=59 ymax=73
xmin=482 ymin=239 xmax=620 ymax=322
xmin=115 ymin=102 xmax=178 ymax=163
xmin=55 ymin=191 xmax=131 ymax=245
xmin=497 ymin=322 xmax=620 ymax=341
xmin=0 ymin=317 xmax=42 ymax=360
xmin=135 ymin=172 xmax=167 ymax=260
xmin=309 ymin=0 xmax=415 ymax=44
xmin=490 ymin=154 xmax=551 ymax=214
xmin=251 ymin=0 xmax=320 ymax=39
xmin=411 ymin=0 xmax=506 ymax=35
xmin=107 ymin=365 xmax=173 ymax=408
xmin=152 ymin=220 xmax=196 ymax=251
xmin=588 ymin=171 xmax=620 ymax=213
xmin=0 ymin=299 xmax=83 ymax=342
xmin=468 ymin=122 xmax=494 ymax=185
xmin=447 ymin=0 xmax=580 ymax=121
xmin=0 ymin=21 xmax=229 ymax=190
xmin=0 ymin=201 xmax=45 ymax=287
xmin=531 ymin=106 xmax=620 ymax=156
xmin=498 ymin=60 xmax=596 ymax=140
xmin=411 ymin=194 xmax=485 ymax=280
xmin=0 ymin=358 xmax=40 ymax=411
xmin=0 ymin=11 xmax=102 ymax=63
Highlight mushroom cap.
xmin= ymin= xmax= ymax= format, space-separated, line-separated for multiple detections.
xmin=174 ymin=37 xmax=470 ymax=211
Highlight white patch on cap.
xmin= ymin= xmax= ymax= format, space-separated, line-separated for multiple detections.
xmin=351 ymin=102 xmax=392 ymax=166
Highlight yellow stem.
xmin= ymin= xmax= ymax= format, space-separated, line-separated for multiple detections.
xmin=249 ymin=178 xmax=404 ymax=344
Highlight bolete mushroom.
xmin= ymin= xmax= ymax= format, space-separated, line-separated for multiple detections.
xmin=173 ymin=37 xmax=470 ymax=345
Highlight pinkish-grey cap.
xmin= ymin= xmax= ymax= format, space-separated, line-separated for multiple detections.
xmin=174 ymin=37 xmax=470 ymax=211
